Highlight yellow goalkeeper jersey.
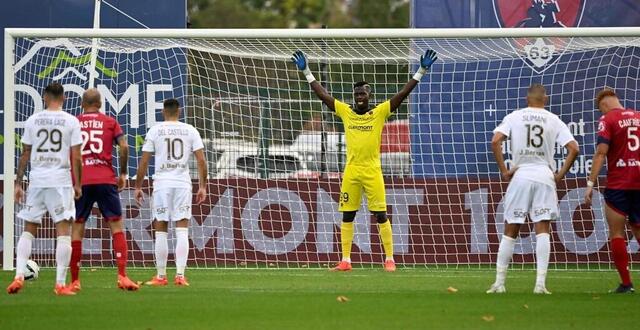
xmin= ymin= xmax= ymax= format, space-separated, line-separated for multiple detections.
xmin=334 ymin=99 xmax=392 ymax=168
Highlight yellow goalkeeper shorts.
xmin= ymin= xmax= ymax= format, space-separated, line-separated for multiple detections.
xmin=339 ymin=165 xmax=387 ymax=212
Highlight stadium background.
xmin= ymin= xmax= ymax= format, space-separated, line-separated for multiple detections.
xmin=1 ymin=0 xmax=640 ymax=268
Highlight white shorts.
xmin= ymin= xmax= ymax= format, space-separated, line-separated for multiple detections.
xmin=17 ymin=187 xmax=76 ymax=224
xmin=152 ymin=188 xmax=192 ymax=222
xmin=503 ymin=178 xmax=558 ymax=224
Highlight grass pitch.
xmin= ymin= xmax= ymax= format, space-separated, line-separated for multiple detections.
xmin=1 ymin=267 xmax=637 ymax=329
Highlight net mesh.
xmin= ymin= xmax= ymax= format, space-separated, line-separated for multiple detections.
xmin=7 ymin=34 xmax=640 ymax=269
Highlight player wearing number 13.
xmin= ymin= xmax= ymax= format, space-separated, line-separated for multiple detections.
xmin=135 ymin=99 xmax=208 ymax=287
xmin=487 ymin=84 xmax=579 ymax=295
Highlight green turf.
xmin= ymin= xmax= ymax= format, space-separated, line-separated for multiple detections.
xmin=0 ymin=268 xmax=637 ymax=329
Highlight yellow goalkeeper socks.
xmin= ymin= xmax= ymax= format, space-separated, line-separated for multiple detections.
xmin=378 ymin=220 xmax=394 ymax=260
xmin=340 ymin=222 xmax=354 ymax=262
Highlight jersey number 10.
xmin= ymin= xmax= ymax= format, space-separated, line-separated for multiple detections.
xmin=164 ymin=138 xmax=184 ymax=160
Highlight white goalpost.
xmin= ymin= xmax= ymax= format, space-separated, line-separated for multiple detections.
xmin=3 ymin=27 xmax=640 ymax=270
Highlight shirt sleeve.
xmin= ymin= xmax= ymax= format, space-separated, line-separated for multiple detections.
xmin=377 ymin=100 xmax=392 ymax=120
xmin=141 ymin=127 xmax=156 ymax=152
xmin=493 ymin=114 xmax=511 ymax=137
xmin=334 ymin=99 xmax=350 ymax=119
xmin=21 ymin=119 xmax=33 ymax=146
xmin=596 ymin=115 xmax=611 ymax=145
xmin=556 ymin=119 xmax=577 ymax=147
xmin=70 ymin=118 xmax=83 ymax=147
xmin=191 ymin=127 xmax=204 ymax=152
xmin=113 ymin=120 xmax=124 ymax=143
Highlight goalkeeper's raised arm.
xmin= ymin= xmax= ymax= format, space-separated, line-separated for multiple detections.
xmin=291 ymin=49 xmax=437 ymax=112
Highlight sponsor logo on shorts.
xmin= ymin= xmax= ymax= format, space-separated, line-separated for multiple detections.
xmin=156 ymin=207 xmax=168 ymax=215
xmin=513 ymin=209 xmax=527 ymax=218
xmin=177 ymin=205 xmax=191 ymax=213
xmin=54 ymin=206 xmax=65 ymax=215
xmin=534 ymin=208 xmax=551 ymax=216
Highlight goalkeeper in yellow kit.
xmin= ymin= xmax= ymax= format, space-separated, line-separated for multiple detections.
xmin=292 ymin=49 xmax=438 ymax=271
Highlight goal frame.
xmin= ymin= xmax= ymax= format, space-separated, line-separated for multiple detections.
xmin=3 ymin=27 xmax=640 ymax=270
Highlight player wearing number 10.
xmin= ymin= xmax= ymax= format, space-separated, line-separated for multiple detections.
xmin=488 ymin=84 xmax=579 ymax=294
xmin=68 ymin=88 xmax=139 ymax=292
xmin=292 ymin=49 xmax=438 ymax=271
xmin=7 ymin=83 xmax=82 ymax=296
xmin=584 ymin=88 xmax=640 ymax=294
xmin=135 ymin=99 xmax=208 ymax=286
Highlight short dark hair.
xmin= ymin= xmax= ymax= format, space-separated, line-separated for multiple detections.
xmin=44 ymin=82 xmax=64 ymax=99
xmin=595 ymin=88 xmax=617 ymax=107
xmin=163 ymin=98 xmax=180 ymax=110
xmin=353 ymin=81 xmax=370 ymax=89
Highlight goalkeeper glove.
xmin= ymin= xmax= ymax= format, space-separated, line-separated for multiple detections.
xmin=413 ymin=49 xmax=438 ymax=81
xmin=291 ymin=50 xmax=316 ymax=83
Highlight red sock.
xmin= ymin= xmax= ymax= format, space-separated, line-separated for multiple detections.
xmin=70 ymin=240 xmax=82 ymax=282
xmin=610 ymin=237 xmax=632 ymax=286
xmin=112 ymin=231 xmax=128 ymax=277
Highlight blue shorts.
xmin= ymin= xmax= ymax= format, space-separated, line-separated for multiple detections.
xmin=604 ymin=189 xmax=640 ymax=226
xmin=75 ymin=184 xmax=123 ymax=223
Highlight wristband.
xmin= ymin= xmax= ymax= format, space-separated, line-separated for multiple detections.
xmin=586 ymin=180 xmax=594 ymax=188
xmin=412 ymin=67 xmax=427 ymax=81
xmin=303 ymin=68 xmax=316 ymax=83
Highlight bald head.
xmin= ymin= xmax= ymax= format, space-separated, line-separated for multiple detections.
xmin=82 ymin=88 xmax=102 ymax=112
xmin=527 ymin=83 xmax=548 ymax=108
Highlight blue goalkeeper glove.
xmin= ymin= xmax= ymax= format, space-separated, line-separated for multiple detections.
xmin=291 ymin=50 xmax=316 ymax=83
xmin=413 ymin=49 xmax=438 ymax=81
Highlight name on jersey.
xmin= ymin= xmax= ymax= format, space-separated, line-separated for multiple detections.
xmin=158 ymin=128 xmax=189 ymax=136
xmin=347 ymin=125 xmax=373 ymax=132
xmin=522 ymin=114 xmax=548 ymax=123
xmin=80 ymin=120 xmax=104 ymax=129
xmin=617 ymin=118 xmax=640 ymax=128
xmin=35 ymin=118 xmax=67 ymax=126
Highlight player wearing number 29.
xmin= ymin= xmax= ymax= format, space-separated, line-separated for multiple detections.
xmin=68 ymin=88 xmax=139 ymax=292
xmin=292 ymin=49 xmax=438 ymax=272
xmin=585 ymin=88 xmax=640 ymax=294
xmin=487 ymin=84 xmax=579 ymax=294
xmin=7 ymin=83 xmax=82 ymax=296
xmin=135 ymin=99 xmax=208 ymax=286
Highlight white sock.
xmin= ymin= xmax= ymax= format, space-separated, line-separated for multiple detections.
xmin=15 ymin=231 xmax=34 ymax=279
xmin=495 ymin=235 xmax=516 ymax=285
xmin=155 ymin=231 xmax=168 ymax=278
xmin=55 ymin=236 xmax=72 ymax=285
xmin=535 ymin=233 xmax=551 ymax=287
xmin=175 ymin=228 xmax=189 ymax=276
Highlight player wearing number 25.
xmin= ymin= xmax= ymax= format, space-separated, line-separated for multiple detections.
xmin=69 ymin=88 xmax=139 ymax=292
xmin=585 ymin=88 xmax=640 ymax=294
xmin=7 ymin=83 xmax=82 ymax=296
xmin=488 ymin=84 xmax=579 ymax=295
xmin=292 ymin=49 xmax=438 ymax=272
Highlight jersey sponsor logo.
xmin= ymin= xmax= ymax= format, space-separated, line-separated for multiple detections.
xmin=493 ymin=0 xmax=587 ymax=74
xmin=616 ymin=159 xmax=627 ymax=167
xmin=347 ymin=125 xmax=374 ymax=132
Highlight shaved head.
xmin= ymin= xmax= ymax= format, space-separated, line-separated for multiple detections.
xmin=82 ymin=88 xmax=102 ymax=112
xmin=527 ymin=83 xmax=548 ymax=107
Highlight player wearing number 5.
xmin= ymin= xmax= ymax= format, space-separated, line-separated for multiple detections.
xmin=487 ymin=84 xmax=579 ymax=294
xmin=7 ymin=83 xmax=83 ymax=295
xmin=68 ymin=88 xmax=139 ymax=292
xmin=292 ymin=49 xmax=438 ymax=272
xmin=135 ymin=99 xmax=208 ymax=286
xmin=585 ymin=89 xmax=640 ymax=294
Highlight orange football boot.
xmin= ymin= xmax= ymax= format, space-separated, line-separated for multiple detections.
xmin=145 ymin=276 xmax=168 ymax=286
xmin=117 ymin=275 xmax=140 ymax=291
xmin=384 ymin=260 xmax=396 ymax=272
xmin=332 ymin=261 xmax=352 ymax=272
xmin=6 ymin=277 xmax=24 ymax=294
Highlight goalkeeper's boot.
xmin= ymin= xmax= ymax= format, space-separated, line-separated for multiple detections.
xmin=332 ymin=261 xmax=352 ymax=272
xmin=384 ymin=260 xmax=397 ymax=272
xmin=6 ymin=277 xmax=24 ymax=294
xmin=486 ymin=283 xmax=506 ymax=294
xmin=145 ymin=276 xmax=168 ymax=286
xmin=118 ymin=275 xmax=140 ymax=291
xmin=54 ymin=283 xmax=77 ymax=296
xmin=68 ymin=280 xmax=82 ymax=293
xmin=610 ymin=283 xmax=635 ymax=294
xmin=174 ymin=275 xmax=190 ymax=286
xmin=533 ymin=285 xmax=552 ymax=295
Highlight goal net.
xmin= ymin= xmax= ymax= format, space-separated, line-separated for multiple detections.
xmin=3 ymin=28 xmax=640 ymax=270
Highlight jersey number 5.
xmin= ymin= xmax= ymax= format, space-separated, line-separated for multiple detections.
xmin=525 ymin=124 xmax=544 ymax=148
xmin=81 ymin=130 xmax=104 ymax=155
xmin=628 ymin=127 xmax=640 ymax=151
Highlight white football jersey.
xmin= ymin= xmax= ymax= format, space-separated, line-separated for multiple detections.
xmin=142 ymin=121 xmax=204 ymax=189
xmin=21 ymin=109 xmax=83 ymax=187
xmin=493 ymin=107 xmax=576 ymax=186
